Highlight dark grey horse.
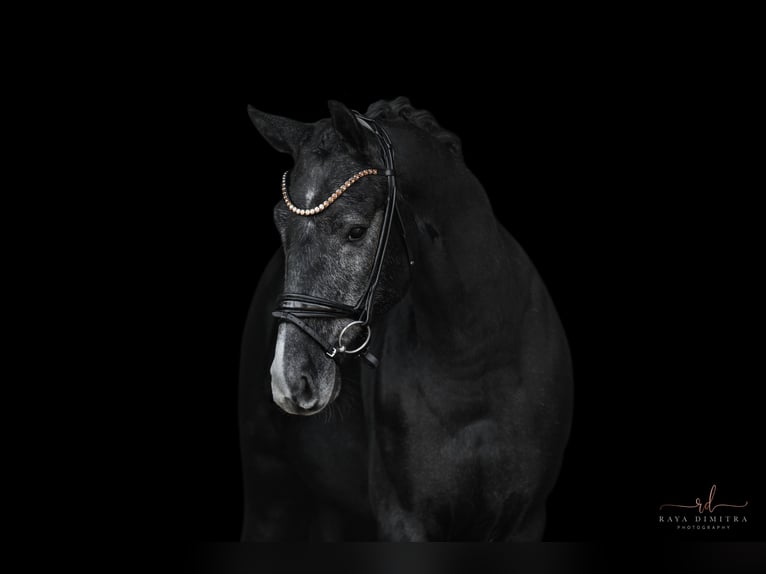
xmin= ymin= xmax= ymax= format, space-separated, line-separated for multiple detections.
xmin=239 ymin=98 xmax=572 ymax=541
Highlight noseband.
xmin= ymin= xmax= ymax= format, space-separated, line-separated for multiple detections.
xmin=271 ymin=113 xmax=411 ymax=369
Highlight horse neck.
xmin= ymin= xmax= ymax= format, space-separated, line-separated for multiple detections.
xmin=391 ymin=126 xmax=525 ymax=363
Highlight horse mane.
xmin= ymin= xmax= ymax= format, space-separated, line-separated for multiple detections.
xmin=364 ymin=97 xmax=463 ymax=160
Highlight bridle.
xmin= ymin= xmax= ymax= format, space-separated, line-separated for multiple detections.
xmin=271 ymin=112 xmax=412 ymax=369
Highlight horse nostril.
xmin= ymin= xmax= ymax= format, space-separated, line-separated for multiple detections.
xmin=296 ymin=375 xmax=317 ymax=410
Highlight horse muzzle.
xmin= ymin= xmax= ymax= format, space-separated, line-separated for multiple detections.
xmin=269 ymin=323 xmax=339 ymax=415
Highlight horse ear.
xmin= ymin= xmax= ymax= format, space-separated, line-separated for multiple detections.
xmin=247 ymin=106 xmax=311 ymax=155
xmin=328 ymin=100 xmax=367 ymax=151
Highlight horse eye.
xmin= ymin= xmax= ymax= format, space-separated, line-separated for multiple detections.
xmin=348 ymin=226 xmax=367 ymax=241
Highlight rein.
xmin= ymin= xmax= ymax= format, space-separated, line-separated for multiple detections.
xmin=271 ymin=113 xmax=411 ymax=368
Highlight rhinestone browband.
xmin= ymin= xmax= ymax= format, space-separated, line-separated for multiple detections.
xmin=280 ymin=169 xmax=378 ymax=216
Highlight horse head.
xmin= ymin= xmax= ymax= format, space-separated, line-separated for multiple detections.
xmin=249 ymin=101 xmax=411 ymax=415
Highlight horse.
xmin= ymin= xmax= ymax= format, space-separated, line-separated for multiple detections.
xmin=239 ymin=97 xmax=573 ymax=541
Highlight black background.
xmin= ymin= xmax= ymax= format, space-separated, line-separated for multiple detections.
xmin=138 ymin=40 xmax=763 ymax=543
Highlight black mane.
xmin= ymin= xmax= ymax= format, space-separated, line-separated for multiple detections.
xmin=365 ymin=97 xmax=463 ymax=160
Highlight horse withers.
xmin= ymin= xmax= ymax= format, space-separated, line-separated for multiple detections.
xmin=239 ymin=98 xmax=573 ymax=541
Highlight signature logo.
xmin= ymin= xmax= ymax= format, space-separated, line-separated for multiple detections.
xmin=660 ymin=484 xmax=749 ymax=514
xmin=658 ymin=484 xmax=750 ymax=532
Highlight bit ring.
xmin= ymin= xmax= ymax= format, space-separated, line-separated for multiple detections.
xmin=338 ymin=321 xmax=372 ymax=355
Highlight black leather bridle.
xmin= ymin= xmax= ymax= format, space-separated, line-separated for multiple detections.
xmin=272 ymin=113 xmax=411 ymax=369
